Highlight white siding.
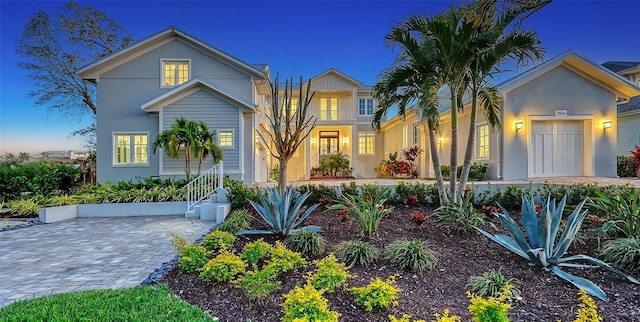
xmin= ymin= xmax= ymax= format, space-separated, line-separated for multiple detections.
xmin=311 ymin=74 xmax=357 ymax=91
xmin=617 ymin=113 xmax=640 ymax=155
xmin=161 ymin=90 xmax=241 ymax=173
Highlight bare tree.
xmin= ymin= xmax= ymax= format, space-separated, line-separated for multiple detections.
xmin=258 ymin=75 xmax=316 ymax=192
xmin=16 ymin=1 xmax=132 ymax=117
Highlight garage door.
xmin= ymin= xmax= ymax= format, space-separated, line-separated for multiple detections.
xmin=530 ymin=121 xmax=583 ymax=177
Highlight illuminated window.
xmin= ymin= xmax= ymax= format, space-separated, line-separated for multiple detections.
xmin=219 ymin=131 xmax=233 ymax=147
xmin=320 ymin=97 xmax=338 ymax=120
xmin=290 ymin=98 xmax=298 ymax=115
xmin=358 ymin=132 xmax=374 ymax=155
xmin=358 ymin=98 xmax=374 ymax=116
xmin=114 ymin=133 xmax=148 ymax=165
xmin=162 ymin=60 xmax=189 ymax=87
xmin=413 ymin=123 xmax=419 ymax=146
xmin=477 ymin=124 xmax=489 ymax=158
xmin=402 ymin=125 xmax=409 ymax=148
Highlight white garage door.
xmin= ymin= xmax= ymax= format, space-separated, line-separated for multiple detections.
xmin=530 ymin=121 xmax=584 ymax=177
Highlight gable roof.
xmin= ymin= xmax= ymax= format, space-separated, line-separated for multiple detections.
xmin=618 ymin=96 xmax=640 ymax=116
xmin=311 ymin=68 xmax=363 ymax=87
xmin=498 ymin=50 xmax=640 ymax=99
xmin=602 ymin=61 xmax=640 ymax=74
xmin=141 ymin=77 xmax=256 ymax=112
xmin=77 ymin=27 xmax=266 ymax=81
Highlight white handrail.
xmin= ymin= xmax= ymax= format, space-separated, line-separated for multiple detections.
xmin=186 ymin=161 xmax=223 ymax=212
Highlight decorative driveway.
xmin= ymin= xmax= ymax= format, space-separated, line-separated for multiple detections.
xmin=0 ymin=216 xmax=213 ymax=308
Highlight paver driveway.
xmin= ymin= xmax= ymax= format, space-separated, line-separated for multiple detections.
xmin=0 ymin=216 xmax=214 ymax=308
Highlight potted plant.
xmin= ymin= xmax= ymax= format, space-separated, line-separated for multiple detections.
xmin=630 ymin=145 xmax=640 ymax=177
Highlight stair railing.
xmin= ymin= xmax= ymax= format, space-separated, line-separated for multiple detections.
xmin=186 ymin=161 xmax=223 ymax=213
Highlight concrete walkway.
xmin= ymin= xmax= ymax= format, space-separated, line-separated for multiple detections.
xmin=0 ymin=216 xmax=213 ymax=308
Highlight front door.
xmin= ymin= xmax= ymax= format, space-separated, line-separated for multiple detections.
xmin=319 ymin=131 xmax=339 ymax=154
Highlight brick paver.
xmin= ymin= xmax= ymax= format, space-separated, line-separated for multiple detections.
xmin=0 ymin=216 xmax=213 ymax=308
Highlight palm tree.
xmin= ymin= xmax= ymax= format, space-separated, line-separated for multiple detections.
xmin=194 ymin=121 xmax=223 ymax=175
xmin=153 ymin=117 xmax=199 ymax=180
xmin=372 ymin=24 xmax=449 ymax=204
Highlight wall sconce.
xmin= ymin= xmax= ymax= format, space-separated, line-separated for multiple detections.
xmin=515 ymin=119 xmax=524 ymax=132
xmin=310 ymin=138 xmax=316 ymax=145
xmin=603 ymin=119 xmax=612 ymax=131
xmin=437 ymin=138 xmax=443 ymax=146
xmin=342 ymin=138 xmax=348 ymax=145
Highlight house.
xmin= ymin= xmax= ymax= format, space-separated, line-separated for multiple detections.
xmin=383 ymin=51 xmax=640 ymax=180
xmin=77 ymin=27 xmax=381 ymax=184
xmin=602 ymin=61 xmax=640 ymax=156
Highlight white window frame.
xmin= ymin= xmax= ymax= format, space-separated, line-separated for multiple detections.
xmin=112 ymin=132 xmax=149 ymax=167
xmin=477 ymin=123 xmax=490 ymax=160
xmin=402 ymin=125 xmax=409 ymax=148
xmin=358 ymin=132 xmax=375 ymax=155
xmin=160 ymin=59 xmax=191 ymax=88
xmin=358 ymin=98 xmax=374 ymax=116
xmin=218 ymin=130 xmax=234 ymax=149
xmin=320 ymin=97 xmax=338 ymax=120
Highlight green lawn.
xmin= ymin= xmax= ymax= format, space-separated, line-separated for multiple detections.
xmin=0 ymin=284 xmax=214 ymax=322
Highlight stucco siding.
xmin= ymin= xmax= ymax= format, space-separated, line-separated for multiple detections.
xmin=161 ymin=90 xmax=241 ymax=174
xmin=503 ymin=65 xmax=617 ymax=179
xmin=617 ymin=113 xmax=640 ymax=155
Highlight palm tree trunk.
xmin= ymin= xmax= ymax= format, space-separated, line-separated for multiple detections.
xmin=449 ymin=88 xmax=458 ymax=203
xmin=277 ymin=158 xmax=287 ymax=194
xmin=428 ymin=126 xmax=447 ymax=206
xmin=458 ymin=85 xmax=478 ymax=198
xmin=185 ymin=144 xmax=191 ymax=181
xmin=197 ymin=149 xmax=204 ymax=176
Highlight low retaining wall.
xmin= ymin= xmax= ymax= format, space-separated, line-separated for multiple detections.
xmin=39 ymin=201 xmax=188 ymax=224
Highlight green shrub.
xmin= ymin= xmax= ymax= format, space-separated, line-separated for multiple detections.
xmin=467 ymin=284 xmax=512 ymax=322
xmin=439 ymin=163 xmax=487 ymax=181
xmin=199 ymin=250 xmax=246 ymax=283
xmin=0 ymin=166 xmax=27 ymax=201
xmin=282 ymin=284 xmax=340 ymax=322
xmin=8 ymin=198 xmax=41 ymax=217
xmin=326 ymin=190 xmax=394 ymax=237
xmin=285 ymin=230 xmax=327 ymax=258
xmin=202 ymin=230 xmax=235 ymax=252
xmin=602 ymin=238 xmax=640 ymax=273
xmin=339 ymin=181 xmax=358 ymax=197
xmin=46 ymin=195 xmax=79 ymax=206
xmin=177 ymin=244 xmax=209 ymax=274
xmin=335 ymin=240 xmax=379 ymax=267
xmin=235 ymin=267 xmax=281 ymax=302
xmin=393 ymin=181 xmax=431 ymax=206
xmin=307 ymin=253 xmax=352 ymax=293
xmin=384 ymin=239 xmax=437 ymax=273
xmin=350 ymin=275 xmax=401 ymax=312
xmin=297 ymin=184 xmax=337 ymax=206
xmin=587 ymin=188 xmax=640 ymax=238
xmin=216 ymin=209 xmax=252 ymax=234
xmin=240 ymin=239 xmax=272 ymax=267
xmin=318 ymin=151 xmax=351 ymax=177
xmin=224 ymin=177 xmax=264 ymax=210
xmin=467 ymin=268 xmax=520 ymax=298
xmin=489 ymin=184 xmax=530 ymax=209
xmin=431 ymin=194 xmax=485 ymax=232
xmin=360 ymin=183 xmax=391 ymax=199
xmin=618 ymin=155 xmax=637 ymax=177
xmin=537 ymin=182 xmax=567 ymax=204
xmin=28 ymin=162 xmax=81 ymax=197
xmin=265 ymin=241 xmax=307 ymax=275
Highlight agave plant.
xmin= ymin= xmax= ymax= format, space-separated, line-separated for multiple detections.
xmin=477 ymin=195 xmax=639 ymax=301
xmin=237 ymin=186 xmax=321 ymax=237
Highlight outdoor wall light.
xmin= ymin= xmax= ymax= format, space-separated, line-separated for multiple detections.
xmin=342 ymin=138 xmax=348 ymax=145
xmin=437 ymin=138 xmax=443 ymax=145
xmin=515 ymin=119 xmax=524 ymax=132
xmin=310 ymin=138 xmax=316 ymax=144
xmin=603 ymin=119 xmax=612 ymax=131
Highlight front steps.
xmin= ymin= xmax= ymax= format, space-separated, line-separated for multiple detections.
xmin=185 ymin=191 xmax=231 ymax=223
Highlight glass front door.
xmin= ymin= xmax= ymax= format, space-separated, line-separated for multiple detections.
xmin=319 ymin=131 xmax=339 ymax=154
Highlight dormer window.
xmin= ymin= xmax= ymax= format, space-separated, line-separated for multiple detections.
xmin=162 ymin=60 xmax=189 ymax=87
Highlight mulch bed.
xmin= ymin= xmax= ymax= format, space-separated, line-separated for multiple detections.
xmin=162 ymin=205 xmax=640 ymax=322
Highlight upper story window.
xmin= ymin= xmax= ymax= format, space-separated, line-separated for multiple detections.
xmin=320 ymin=97 xmax=338 ymax=120
xmin=162 ymin=60 xmax=189 ymax=87
xmin=218 ymin=130 xmax=233 ymax=148
xmin=113 ymin=133 xmax=148 ymax=166
xmin=358 ymin=98 xmax=374 ymax=116
xmin=413 ymin=123 xmax=419 ymax=146
xmin=477 ymin=124 xmax=489 ymax=159
xmin=402 ymin=125 xmax=409 ymax=148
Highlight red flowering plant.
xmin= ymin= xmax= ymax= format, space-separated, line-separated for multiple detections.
xmin=630 ymin=145 xmax=640 ymax=176
xmin=410 ymin=212 xmax=428 ymax=227
xmin=404 ymin=194 xmax=418 ymax=206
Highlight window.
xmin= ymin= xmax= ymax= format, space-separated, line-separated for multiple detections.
xmin=219 ymin=131 xmax=233 ymax=147
xmin=320 ymin=97 xmax=338 ymax=120
xmin=319 ymin=131 xmax=339 ymax=154
xmin=477 ymin=124 xmax=489 ymax=159
xmin=358 ymin=132 xmax=374 ymax=155
xmin=412 ymin=123 xmax=419 ymax=146
xmin=290 ymin=98 xmax=298 ymax=115
xmin=402 ymin=125 xmax=409 ymax=148
xmin=358 ymin=98 xmax=374 ymax=116
xmin=162 ymin=60 xmax=189 ymax=87
xmin=114 ymin=133 xmax=148 ymax=166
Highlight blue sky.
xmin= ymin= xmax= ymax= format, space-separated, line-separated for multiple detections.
xmin=1 ymin=0 xmax=639 ymax=154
